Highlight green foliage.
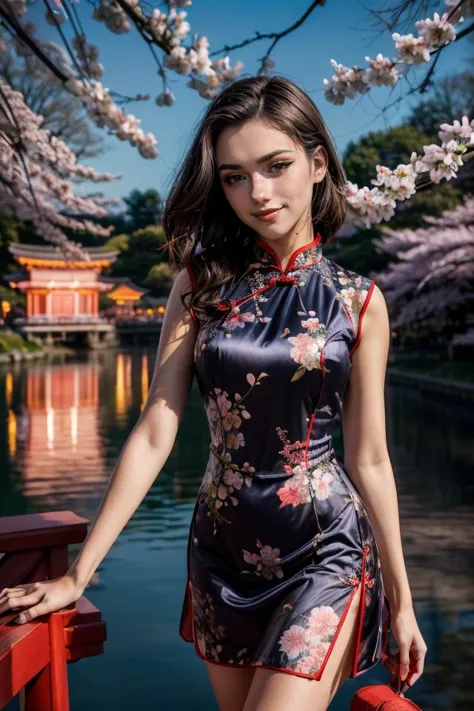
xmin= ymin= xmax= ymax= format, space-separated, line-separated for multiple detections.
xmin=143 ymin=262 xmax=174 ymax=296
xmin=130 ymin=225 xmax=166 ymax=250
xmin=123 ymin=189 xmax=162 ymax=232
xmin=0 ymin=330 xmax=40 ymax=353
xmin=0 ymin=210 xmax=21 ymax=276
xmin=100 ymin=233 xmax=130 ymax=253
xmin=0 ymin=285 xmax=25 ymax=308
xmin=107 ymin=225 xmax=167 ymax=284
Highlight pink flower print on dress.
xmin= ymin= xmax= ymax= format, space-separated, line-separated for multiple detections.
xmin=276 ymin=427 xmax=307 ymax=467
xmin=336 ymin=270 xmax=351 ymax=286
xmin=223 ymin=469 xmax=245 ymax=490
xmin=306 ymin=605 xmax=340 ymax=639
xmin=278 ymin=625 xmax=307 ymax=659
xmin=222 ymin=306 xmax=256 ymax=331
xmin=288 ymin=317 xmax=326 ymax=382
xmin=242 ymin=539 xmax=284 ymax=580
xmin=205 ymin=396 xmax=224 ymax=449
xmin=276 ymin=467 xmax=311 ymax=508
xmin=311 ymin=466 xmax=334 ymax=501
xmin=223 ymin=408 xmax=242 ymax=431
xmin=300 ymin=317 xmax=322 ymax=333
xmin=226 ymin=431 xmax=245 ymax=450
xmin=339 ymin=286 xmax=368 ymax=315
xmin=295 ymin=641 xmax=330 ymax=674
xmin=215 ymin=388 xmax=232 ymax=418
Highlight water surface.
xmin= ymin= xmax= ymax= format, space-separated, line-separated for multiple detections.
xmin=1 ymin=348 xmax=472 ymax=710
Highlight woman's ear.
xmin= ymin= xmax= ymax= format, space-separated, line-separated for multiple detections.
xmin=312 ymin=145 xmax=329 ymax=184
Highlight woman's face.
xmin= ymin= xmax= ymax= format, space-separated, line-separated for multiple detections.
xmin=215 ymin=118 xmax=328 ymax=240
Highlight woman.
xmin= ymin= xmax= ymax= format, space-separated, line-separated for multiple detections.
xmin=0 ymin=76 xmax=426 ymax=711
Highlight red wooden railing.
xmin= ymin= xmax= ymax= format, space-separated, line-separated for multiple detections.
xmin=0 ymin=511 xmax=106 ymax=711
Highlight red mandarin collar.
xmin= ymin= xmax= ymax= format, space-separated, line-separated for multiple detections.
xmin=251 ymin=232 xmax=323 ymax=274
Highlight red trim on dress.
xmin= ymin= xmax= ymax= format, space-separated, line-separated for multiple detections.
xmin=179 ymin=580 xmax=193 ymax=642
xmin=314 ymin=583 xmax=361 ymax=680
xmin=255 ymin=233 xmax=322 ymax=274
xmin=349 ymin=280 xmax=375 ymax=357
xmin=304 ymin=413 xmax=315 ymax=467
xmin=351 ymin=544 xmax=370 ymax=677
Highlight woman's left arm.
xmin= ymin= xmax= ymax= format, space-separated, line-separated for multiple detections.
xmin=341 ymin=283 xmax=427 ymax=688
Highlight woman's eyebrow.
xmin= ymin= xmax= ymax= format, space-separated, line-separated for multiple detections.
xmin=217 ymin=149 xmax=295 ymax=172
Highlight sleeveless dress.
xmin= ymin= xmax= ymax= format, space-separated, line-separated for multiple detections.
xmin=179 ymin=232 xmax=391 ymax=681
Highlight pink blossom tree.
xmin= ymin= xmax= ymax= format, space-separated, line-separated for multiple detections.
xmin=374 ymin=197 xmax=474 ymax=346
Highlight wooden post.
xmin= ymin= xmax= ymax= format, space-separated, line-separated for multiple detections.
xmin=0 ymin=512 xmax=106 ymax=710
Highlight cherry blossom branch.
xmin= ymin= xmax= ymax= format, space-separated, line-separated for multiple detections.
xmin=322 ymin=0 xmax=472 ymax=105
xmin=0 ymin=6 xmax=67 ymax=82
xmin=0 ymin=76 xmax=119 ymax=258
xmin=345 ymin=116 xmax=474 ymax=228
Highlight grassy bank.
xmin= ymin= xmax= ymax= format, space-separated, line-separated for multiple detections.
xmin=0 ymin=330 xmax=41 ymax=354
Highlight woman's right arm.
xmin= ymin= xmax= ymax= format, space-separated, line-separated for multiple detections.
xmin=0 ymin=267 xmax=198 ymax=623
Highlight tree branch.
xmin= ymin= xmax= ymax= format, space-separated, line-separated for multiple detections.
xmin=209 ymin=0 xmax=325 ymax=59
xmin=0 ymin=11 xmax=67 ymax=83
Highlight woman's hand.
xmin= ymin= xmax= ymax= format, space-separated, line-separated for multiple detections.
xmin=0 ymin=575 xmax=83 ymax=624
xmin=390 ymin=605 xmax=428 ymax=688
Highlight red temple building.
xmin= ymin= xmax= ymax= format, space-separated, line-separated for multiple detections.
xmin=7 ymin=243 xmax=119 ymax=346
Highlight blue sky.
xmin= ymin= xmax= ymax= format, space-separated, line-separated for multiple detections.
xmin=32 ymin=0 xmax=472 ymax=203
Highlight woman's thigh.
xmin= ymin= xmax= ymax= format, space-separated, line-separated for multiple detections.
xmin=242 ymin=584 xmax=362 ymax=711
xmin=205 ymin=661 xmax=256 ymax=711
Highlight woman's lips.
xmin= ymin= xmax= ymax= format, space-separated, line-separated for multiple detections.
xmin=254 ymin=207 xmax=282 ymax=221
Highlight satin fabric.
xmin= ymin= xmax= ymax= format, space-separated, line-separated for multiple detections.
xmin=179 ymin=233 xmax=391 ymax=681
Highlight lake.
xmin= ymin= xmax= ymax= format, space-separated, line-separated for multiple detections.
xmin=1 ymin=347 xmax=473 ymax=710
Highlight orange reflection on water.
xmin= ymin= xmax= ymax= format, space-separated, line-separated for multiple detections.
xmin=5 ymin=372 xmax=12 ymax=408
xmin=7 ymin=409 xmax=16 ymax=458
xmin=12 ymin=363 xmax=106 ymax=505
xmin=116 ymin=353 xmax=133 ymax=421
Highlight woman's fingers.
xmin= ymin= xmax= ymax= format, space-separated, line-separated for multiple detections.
xmin=14 ymin=599 xmax=52 ymax=624
xmin=398 ymin=646 xmax=411 ymax=680
xmin=6 ymin=591 xmax=45 ymax=615
xmin=406 ymin=637 xmax=427 ymax=687
xmin=0 ymin=584 xmax=43 ymax=615
xmin=0 ymin=587 xmax=29 ymax=606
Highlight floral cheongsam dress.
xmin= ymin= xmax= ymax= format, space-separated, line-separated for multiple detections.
xmin=179 ymin=232 xmax=391 ymax=681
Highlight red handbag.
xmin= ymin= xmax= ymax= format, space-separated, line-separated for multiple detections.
xmin=351 ymin=653 xmax=422 ymax=711
xmin=351 ymin=675 xmax=422 ymax=711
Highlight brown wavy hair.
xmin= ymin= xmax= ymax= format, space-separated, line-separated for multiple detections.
xmin=162 ymin=75 xmax=348 ymax=325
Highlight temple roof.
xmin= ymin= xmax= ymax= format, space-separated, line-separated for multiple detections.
xmin=9 ymin=243 xmax=118 ymax=267
xmin=100 ymin=277 xmax=149 ymax=300
xmin=99 ymin=277 xmax=148 ymax=292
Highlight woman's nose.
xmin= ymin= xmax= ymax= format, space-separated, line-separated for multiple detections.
xmin=250 ymin=175 xmax=272 ymax=203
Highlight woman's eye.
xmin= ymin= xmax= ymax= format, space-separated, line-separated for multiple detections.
xmin=269 ymin=161 xmax=292 ymax=173
xmin=223 ymin=174 xmax=243 ymax=186
xmin=223 ymin=161 xmax=292 ymax=186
